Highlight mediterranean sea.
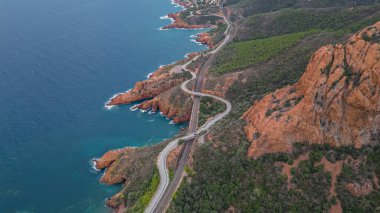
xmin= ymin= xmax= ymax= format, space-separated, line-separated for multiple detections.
xmin=0 ymin=0 xmax=206 ymax=212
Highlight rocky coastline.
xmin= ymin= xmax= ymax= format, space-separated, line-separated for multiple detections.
xmin=162 ymin=12 xmax=212 ymax=29
xmin=99 ymin=0 xmax=225 ymax=210
xmin=96 ymin=0 xmax=380 ymax=209
xmin=106 ymin=0 xmax=225 ymax=124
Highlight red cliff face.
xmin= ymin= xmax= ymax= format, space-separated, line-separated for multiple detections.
xmin=96 ymin=143 xmax=165 ymax=209
xmin=163 ymin=13 xmax=212 ymax=29
xmin=107 ymin=60 xmax=194 ymax=122
xmin=196 ymin=32 xmax=215 ymax=48
xmin=243 ymin=22 xmax=380 ymax=158
xmin=138 ymin=86 xmax=193 ymax=123
xmin=107 ymin=70 xmax=185 ymax=106
xmin=95 ymin=148 xmax=133 ymax=170
xmin=173 ymin=0 xmax=192 ymax=8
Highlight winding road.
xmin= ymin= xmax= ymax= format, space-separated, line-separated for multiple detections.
xmin=145 ymin=2 xmax=232 ymax=212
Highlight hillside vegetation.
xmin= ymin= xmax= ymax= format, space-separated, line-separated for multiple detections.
xmin=211 ymin=30 xmax=316 ymax=74
xmin=169 ymin=0 xmax=380 ymax=212
xmin=237 ymin=4 xmax=380 ymax=40
xmin=171 ymin=120 xmax=380 ymax=212
xmin=199 ymin=96 xmax=226 ymax=126
xmin=226 ymin=0 xmax=379 ymax=17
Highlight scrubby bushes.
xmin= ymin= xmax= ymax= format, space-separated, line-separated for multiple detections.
xmin=240 ymin=5 xmax=380 ymax=40
xmin=212 ymin=30 xmax=316 ymax=74
xmin=198 ymin=96 xmax=226 ymax=126
xmin=170 ymin=133 xmax=380 ymax=212
xmin=128 ymin=167 xmax=160 ymax=212
xmin=226 ymin=0 xmax=378 ymax=17
xmin=336 ymin=147 xmax=380 ymax=212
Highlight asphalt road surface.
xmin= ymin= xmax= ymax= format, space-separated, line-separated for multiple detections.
xmin=145 ymin=2 xmax=232 ymax=212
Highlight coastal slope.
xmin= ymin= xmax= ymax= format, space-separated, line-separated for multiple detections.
xmin=107 ymin=59 xmax=195 ymax=123
xmin=243 ymin=22 xmax=380 ymax=157
xmin=98 ymin=0 xmax=380 ymax=212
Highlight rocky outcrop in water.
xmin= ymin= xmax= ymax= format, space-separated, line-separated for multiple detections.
xmin=107 ymin=66 xmax=188 ymax=106
xmin=96 ymin=143 xmax=167 ymax=209
xmin=95 ymin=148 xmax=133 ymax=170
xmin=243 ymin=22 xmax=380 ymax=158
xmin=107 ymin=59 xmax=195 ymax=122
xmin=137 ymin=86 xmax=193 ymax=123
xmin=163 ymin=13 xmax=212 ymax=29
xmin=196 ymin=32 xmax=215 ymax=48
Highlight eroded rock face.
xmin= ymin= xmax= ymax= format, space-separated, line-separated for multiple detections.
xmin=95 ymin=148 xmax=133 ymax=170
xmin=98 ymin=143 xmax=165 ymax=209
xmin=243 ymin=22 xmax=380 ymax=158
xmin=107 ymin=59 xmax=194 ymax=122
xmin=137 ymin=88 xmax=192 ymax=123
xmin=107 ymin=68 xmax=186 ymax=106
xmin=196 ymin=32 xmax=215 ymax=48
xmin=106 ymin=192 xmax=123 ymax=208
xmin=163 ymin=13 xmax=212 ymax=29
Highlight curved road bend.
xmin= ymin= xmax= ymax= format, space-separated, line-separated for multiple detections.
xmin=145 ymin=3 xmax=232 ymax=213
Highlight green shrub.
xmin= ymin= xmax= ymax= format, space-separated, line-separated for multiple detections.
xmin=309 ymin=150 xmax=323 ymax=162
xmin=265 ymin=109 xmax=273 ymax=117
xmin=212 ymin=30 xmax=317 ymax=74
xmin=241 ymin=5 xmax=380 ymax=40
xmin=199 ymin=97 xmax=226 ymax=125
xmin=129 ymin=167 xmax=160 ymax=212
xmin=290 ymin=167 xmax=297 ymax=175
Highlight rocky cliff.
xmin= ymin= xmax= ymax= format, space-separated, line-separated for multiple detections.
xmin=107 ymin=65 xmax=187 ymax=105
xmin=95 ymin=143 xmax=166 ymax=208
xmin=137 ymin=85 xmax=193 ymax=123
xmin=243 ymin=22 xmax=380 ymax=158
xmin=107 ymin=59 xmax=195 ymax=122
xmin=163 ymin=13 xmax=212 ymax=29
xmin=95 ymin=148 xmax=133 ymax=170
xmin=196 ymin=32 xmax=215 ymax=48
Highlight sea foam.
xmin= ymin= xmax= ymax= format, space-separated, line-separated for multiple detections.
xmin=191 ymin=39 xmax=203 ymax=46
xmin=146 ymin=72 xmax=153 ymax=79
xmin=89 ymin=158 xmax=100 ymax=173
xmin=104 ymin=89 xmax=131 ymax=110
xmin=130 ymin=104 xmax=139 ymax=111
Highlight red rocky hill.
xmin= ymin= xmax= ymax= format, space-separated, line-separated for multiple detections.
xmin=243 ymin=22 xmax=380 ymax=158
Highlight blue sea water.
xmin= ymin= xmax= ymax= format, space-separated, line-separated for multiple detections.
xmin=0 ymin=0 xmax=206 ymax=212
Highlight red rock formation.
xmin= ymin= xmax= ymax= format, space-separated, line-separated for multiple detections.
xmin=106 ymin=193 xmax=123 ymax=208
xmin=97 ymin=143 xmax=166 ymax=209
xmin=163 ymin=13 xmax=212 ymax=29
xmin=186 ymin=52 xmax=199 ymax=58
xmin=196 ymin=32 xmax=215 ymax=48
xmin=243 ymin=22 xmax=380 ymax=158
xmin=166 ymin=145 xmax=182 ymax=169
xmin=100 ymin=163 xmax=126 ymax=185
xmin=106 ymin=59 xmax=195 ymax=121
xmin=95 ymin=148 xmax=132 ymax=170
xmin=138 ymin=98 xmax=190 ymax=123
xmin=137 ymin=86 xmax=193 ymax=123
xmin=173 ymin=0 xmax=192 ymax=8
xmin=107 ymin=72 xmax=185 ymax=106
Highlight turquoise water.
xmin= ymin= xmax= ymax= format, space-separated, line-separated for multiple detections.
xmin=0 ymin=0 xmax=206 ymax=212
